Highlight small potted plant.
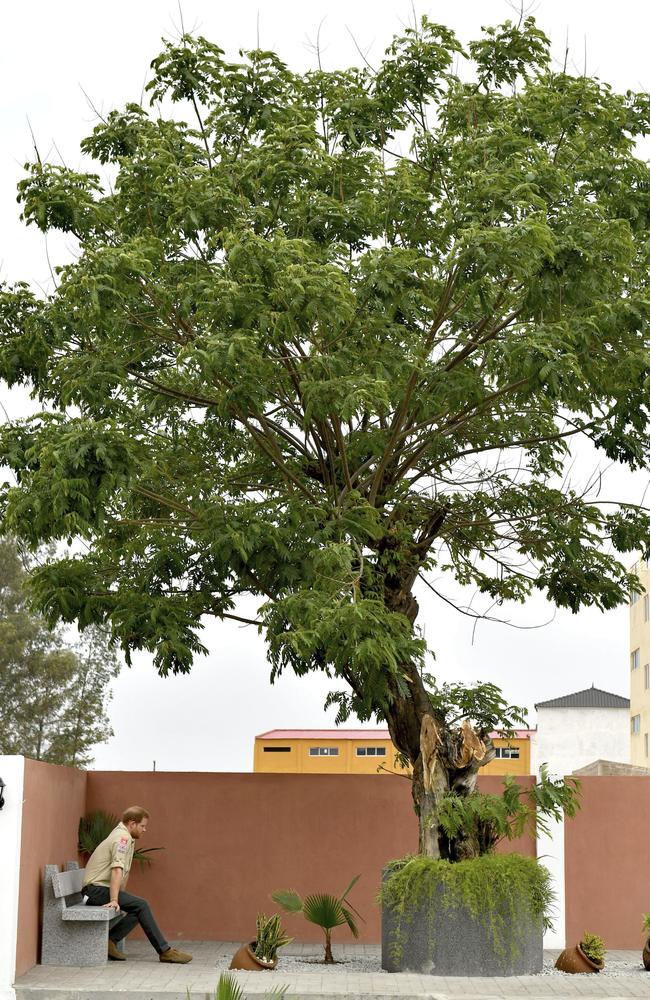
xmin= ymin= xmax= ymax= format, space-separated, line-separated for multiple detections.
xmin=229 ymin=913 xmax=292 ymax=971
xmin=642 ymin=914 xmax=650 ymax=970
xmin=555 ymin=931 xmax=606 ymax=974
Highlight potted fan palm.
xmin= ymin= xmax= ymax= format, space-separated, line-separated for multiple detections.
xmin=555 ymin=931 xmax=606 ymax=974
xmin=272 ymin=876 xmax=362 ymax=963
xmin=642 ymin=914 xmax=650 ymax=970
xmin=229 ymin=913 xmax=292 ymax=971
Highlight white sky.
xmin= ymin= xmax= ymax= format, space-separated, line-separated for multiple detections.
xmin=1 ymin=0 xmax=648 ymax=771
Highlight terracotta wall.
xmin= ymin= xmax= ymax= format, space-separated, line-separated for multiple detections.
xmin=18 ymin=766 xmax=650 ymax=961
xmin=85 ymin=771 xmax=535 ymax=946
xmin=16 ymin=759 xmax=87 ymax=976
xmin=565 ymin=776 xmax=650 ymax=949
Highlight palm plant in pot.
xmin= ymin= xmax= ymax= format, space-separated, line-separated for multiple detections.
xmin=641 ymin=914 xmax=650 ymax=970
xmin=272 ymin=876 xmax=362 ymax=963
xmin=555 ymin=931 xmax=606 ymax=974
xmin=230 ymin=913 xmax=292 ymax=971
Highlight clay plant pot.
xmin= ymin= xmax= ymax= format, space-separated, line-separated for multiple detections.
xmin=642 ymin=939 xmax=650 ymax=971
xmin=555 ymin=944 xmax=603 ymax=974
xmin=229 ymin=942 xmax=277 ymax=971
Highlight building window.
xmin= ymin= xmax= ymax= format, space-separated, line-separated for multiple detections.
xmin=632 ymin=714 xmax=641 ymax=735
xmin=645 ymin=664 xmax=650 ymax=690
xmin=645 ymin=734 xmax=649 ymax=758
xmin=631 ymin=648 xmax=641 ymax=670
xmin=356 ymin=747 xmax=387 ymax=756
xmin=309 ymin=747 xmax=339 ymax=756
xmin=494 ymin=747 xmax=520 ymax=759
xmin=263 ymin=746 xmax=291 ymax=753
xmin=645 ymin=596 xmax=650 ymax=621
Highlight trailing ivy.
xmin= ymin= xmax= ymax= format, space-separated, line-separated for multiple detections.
xmin=380 ymin=853 xmax=554 ymax=965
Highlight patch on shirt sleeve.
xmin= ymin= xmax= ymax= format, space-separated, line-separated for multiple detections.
xmin=116 ymin=836 xmax=130 ymax=854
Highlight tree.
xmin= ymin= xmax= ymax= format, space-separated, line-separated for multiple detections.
xmin=0 ymin=537 xmax=119 ymax=766
xmin=0 ymin=15 xmax=648 ymax=850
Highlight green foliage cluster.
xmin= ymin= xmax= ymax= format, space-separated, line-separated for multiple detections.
xmin=272 ymin=876 xmax=362 ymax=962
xmin=380 ymin=853 xmax=554 ymax=964
xmin=580 ymin=931 xmax=606 ymax=965
xmin=437 ymin=768 xmax=580 ymax=857
xmin=1 ymin=15 xmax=649 ymax=685
xmin=78 ymin=809 xmax=163 ymax=868
xmin=424 ymin=676 xmax=528 ymax=737
xmin=209 ymin=973 xmax=287 ymax=1000
xmin=642 ymin=913 xmax=650 ymax=936
xmin=0 ymin=536 xmax=119 ymax=766
xmin=253 ymin=913 xmax=293 ymax=963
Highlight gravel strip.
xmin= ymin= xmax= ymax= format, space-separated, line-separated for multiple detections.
xmin=217 ymin=954 xmax=650 ymax=977
xmin=216 ymin=954 xmax=387 ymax=974
xmin=543 ymin=957 xmax=648 ymax=977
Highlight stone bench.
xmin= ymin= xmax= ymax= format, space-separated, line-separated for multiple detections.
xmin=42 ymin=861 xmax=125 ymax=966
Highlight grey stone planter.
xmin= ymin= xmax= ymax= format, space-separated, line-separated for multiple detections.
xmin=381 ymin=878 xmax=543 ymax=976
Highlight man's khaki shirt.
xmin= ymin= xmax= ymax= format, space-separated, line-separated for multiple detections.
xmin=83 ymin=822 xmax=135 ymax=889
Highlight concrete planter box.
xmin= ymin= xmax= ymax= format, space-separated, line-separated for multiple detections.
xmin=381 ymin=873 xmax=544 ymax=976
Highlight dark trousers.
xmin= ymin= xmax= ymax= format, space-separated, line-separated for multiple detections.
xmin=84 ymin=883 xmax=169 ymax=954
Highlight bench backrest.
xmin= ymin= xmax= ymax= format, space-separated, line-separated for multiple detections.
xmin=51 ymin=867 xmax=86 ymax=899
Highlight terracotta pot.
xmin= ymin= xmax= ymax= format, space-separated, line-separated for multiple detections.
xmin=229 ymin=942 xmax=277 ymax=971
xmin=642 ymin=939 xmax=650 ymax=970
xmin=555 ymin=943 xmax=603 ymax=974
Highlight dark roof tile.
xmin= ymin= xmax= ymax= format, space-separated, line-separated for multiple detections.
xmin=535 ymin=685 xmax=629 ymax=709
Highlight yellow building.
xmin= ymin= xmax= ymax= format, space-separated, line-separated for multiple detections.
xmin=479 ymin=730 xmax=533 ymax=776
xmin=630 ymin=559 xmax=650 ymax=765
xmin=254 ymin=729 xmax=403 ymax=774
xmin=254 ymin=728 xmax=533 ymax=775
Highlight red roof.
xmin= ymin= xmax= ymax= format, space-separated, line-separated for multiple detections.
xmin=489 ymin=729 xmax=535 ymax=740
xmin=256 ymin=729 xmax=391 ymax=740
xmin=257 ymin=727 xmax=535 ymax=741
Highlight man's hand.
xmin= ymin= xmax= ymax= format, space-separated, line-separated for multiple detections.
xmin=105 ymin=867 xmax=122 ymax=911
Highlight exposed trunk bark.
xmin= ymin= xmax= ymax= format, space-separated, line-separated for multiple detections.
xmin=382 ymin=579 xmax=494 ymax=859
xmin=324 ymin=930 xmax=334 ymax=963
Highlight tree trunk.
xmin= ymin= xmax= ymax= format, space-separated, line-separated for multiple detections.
xmin=324 ymin=930 xmax=334 ymax=963
xmin=382 ymin=582 xmax=493 ymax=859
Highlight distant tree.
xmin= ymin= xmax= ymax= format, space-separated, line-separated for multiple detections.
xmin=0 ymin=537 xmax=119 ymax=766
xmin=0 ymin=16 xmax=649 ymax=851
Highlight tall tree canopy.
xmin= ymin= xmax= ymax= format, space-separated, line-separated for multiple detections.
xmin=1 ymin=15 xmax=649 ymax=851
xmin=0 ymin=537 xmax=119 ymax=766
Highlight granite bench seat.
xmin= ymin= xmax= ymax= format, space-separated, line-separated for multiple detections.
xmin=42 ymin=862 xmax=125 ymax=966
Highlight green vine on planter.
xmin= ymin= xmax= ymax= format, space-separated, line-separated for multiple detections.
xmin=380 ymin=853 xmax=554 ymax=966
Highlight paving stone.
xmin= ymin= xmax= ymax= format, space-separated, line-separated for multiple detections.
xmin=15 ymin=942 xmax=650 ymax=1000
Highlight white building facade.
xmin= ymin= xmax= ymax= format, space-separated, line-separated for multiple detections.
xmin=530 ymin=685 xmax=630 ymax=779
xmin=528 ymin=685 xmax=629 ymax=950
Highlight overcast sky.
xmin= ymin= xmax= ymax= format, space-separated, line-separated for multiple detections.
xmin=1 ymin=0 xmax=648 ymax=771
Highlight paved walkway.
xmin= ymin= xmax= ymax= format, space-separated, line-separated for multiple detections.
xmin=14 ymin=942 xmax=650 ymax=1000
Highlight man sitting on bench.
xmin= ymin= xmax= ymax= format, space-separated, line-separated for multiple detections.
xmin=83 ymin=805 xmax=192 ymax=964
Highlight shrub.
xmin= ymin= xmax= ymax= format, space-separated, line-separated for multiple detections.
xmin=580 ymin=931 xmax=606 ymax=965
xmin=380 ymin=853 xmax=553 ymax=964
